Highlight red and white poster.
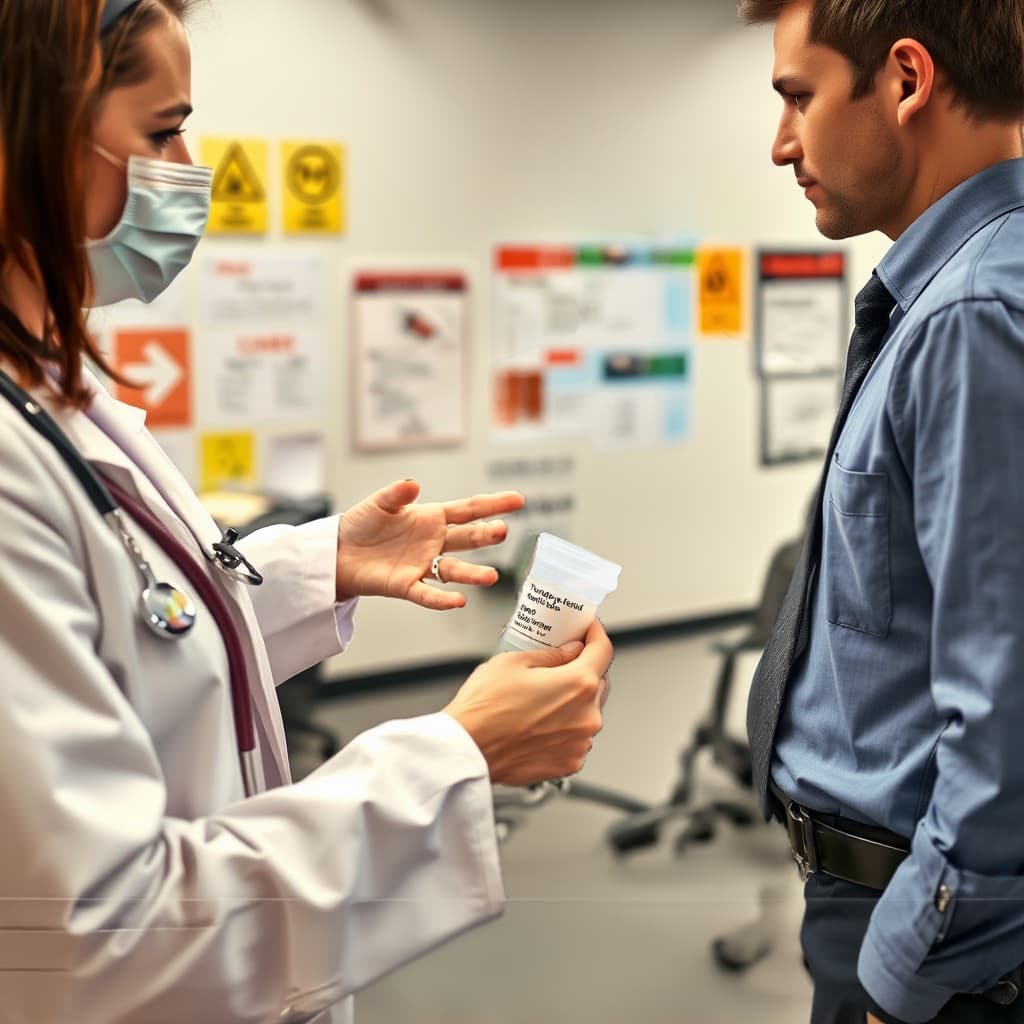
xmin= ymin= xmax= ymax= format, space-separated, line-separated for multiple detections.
xmin=757 ymin=250 xmax=847 ymax=376
xmin=756 ymin=250 xmax=848 ymax=465
xmin=351 ymin=271 xmax=468 ymax=451
xmin=199 ymin=328 xmax=327 ymax=425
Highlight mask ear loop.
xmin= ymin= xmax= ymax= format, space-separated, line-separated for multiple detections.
xmin=93 ymin=143 xmax=128 ymax=170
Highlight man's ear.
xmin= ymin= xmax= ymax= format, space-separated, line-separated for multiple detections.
xmin=886 ymin=38 xmax=935 ymax=127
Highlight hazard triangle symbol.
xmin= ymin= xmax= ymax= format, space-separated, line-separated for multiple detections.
xmin=212 ymin=142 xmax=265 ymax=203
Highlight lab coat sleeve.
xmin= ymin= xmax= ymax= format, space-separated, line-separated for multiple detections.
xmin=0 ymin=430 xmax=504 ymax=1024
xmin=237 ymin=514 xmax=359 ymax=684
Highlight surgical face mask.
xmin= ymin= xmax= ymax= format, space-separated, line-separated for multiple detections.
xmin=86 ymin=145 xmax=213 ymax=307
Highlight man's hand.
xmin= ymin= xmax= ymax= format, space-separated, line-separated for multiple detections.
xmin=335 ymin=479 xmax=525 ymax=607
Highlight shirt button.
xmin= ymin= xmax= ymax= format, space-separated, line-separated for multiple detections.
xmin=935 ymin=883 xmax=953 ymax=914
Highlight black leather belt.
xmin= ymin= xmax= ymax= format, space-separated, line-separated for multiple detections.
xmin=773 ymin=786 xmax=910 ymax=891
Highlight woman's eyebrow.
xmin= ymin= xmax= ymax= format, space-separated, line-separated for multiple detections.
xmin=154 ymin=102 xmax=193 ymax=120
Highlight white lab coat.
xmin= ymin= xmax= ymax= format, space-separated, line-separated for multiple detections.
xmin=0 ymin=368 xmax=504 ymax=1024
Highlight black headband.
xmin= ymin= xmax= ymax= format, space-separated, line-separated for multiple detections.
xmin=100 ymin=0 xmax=143 ymax=32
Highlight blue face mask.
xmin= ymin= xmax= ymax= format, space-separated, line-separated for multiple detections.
xmin=86 ymin=146 xmax=213 ymax=307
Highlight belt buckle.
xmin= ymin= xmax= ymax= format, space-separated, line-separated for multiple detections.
xmin=786 ymin=801 xmax=818 ymax=881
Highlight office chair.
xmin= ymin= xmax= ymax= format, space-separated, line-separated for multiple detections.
xmin=604 ymin=534 xmax=802 ymax=857
xmin=492 ymin=777 xmax=652 ymax=842
xmin=491 ymin=535 xmax=801 ymax=847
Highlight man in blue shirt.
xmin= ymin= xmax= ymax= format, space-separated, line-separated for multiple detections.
xmin=740 ymin=1 xmax=1024 ymax=1022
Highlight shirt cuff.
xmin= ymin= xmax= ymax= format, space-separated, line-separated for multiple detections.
xmin=856 ymin=822 xmax=1024 ymax=1022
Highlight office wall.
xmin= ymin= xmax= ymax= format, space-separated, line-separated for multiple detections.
xmin=178 ymin=0 xmax=890 ymax=678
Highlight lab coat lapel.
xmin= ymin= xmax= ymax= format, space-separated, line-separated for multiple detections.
xmin=38 ymin=373 xmax=292 ymax=787
xmin=84 ymin=377 xmax=220 ymax=550
xmin=35 ymin=376 xmax=204 ymax=557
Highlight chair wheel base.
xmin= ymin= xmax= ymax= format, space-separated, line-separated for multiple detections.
xmin=675 ymin=817 xmax=715 ymax=852
xmin=608 ymin=822 xmax=661 ymax=855
xmin=712 ymin=936 xmax=772 ymax=973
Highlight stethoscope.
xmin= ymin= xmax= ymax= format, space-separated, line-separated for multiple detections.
xmin=0 ymin=368 xmax=265 ymax=797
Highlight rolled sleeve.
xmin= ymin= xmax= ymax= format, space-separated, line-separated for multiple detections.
xmin=238 ymin=515 xmax=358 ymax=684
xmin=864 ymin=300 xmax=1024 ymax=1019
xmin=861 ymin=824 xmax=1024 ymax=1020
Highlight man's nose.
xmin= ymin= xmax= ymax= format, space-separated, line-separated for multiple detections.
xmin=772 ymin=117 xmax=801 ymax=167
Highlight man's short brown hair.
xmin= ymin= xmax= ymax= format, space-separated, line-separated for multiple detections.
xmin=738 ymin=0 xmax=1024 ymax=122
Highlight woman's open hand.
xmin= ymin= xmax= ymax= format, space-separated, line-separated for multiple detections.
xmin=335 ymin=479 xmax=525 ymax=609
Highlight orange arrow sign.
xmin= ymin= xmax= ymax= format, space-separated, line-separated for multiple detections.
xmin=114 ymin=328 xmax=192 ymax=428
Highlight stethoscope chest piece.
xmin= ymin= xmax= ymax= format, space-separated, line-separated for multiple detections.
xmin=106 ymin=507 xmax=198 ymax=640
xmin=141 ymin=581 xmax=197 ymax=638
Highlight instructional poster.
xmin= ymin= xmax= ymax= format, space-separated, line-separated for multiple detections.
xmin=198 ymin=252 xmax=330 ymax=426
xmin=757 ymin=250 xmax=847 ymax=465
xmin=757 ymin=250 xmax=847 ymax=376
xmin=493 ymin=244 xmax=694 ymax=448
xmin=762 ymin=375 xmax=837 ymax=465
xmin=202 ymin=251 xmax=328 ymax=326
xmin=200 ymin=328 xmax=328 ymax=425
xmin=483 ymin=454 xmax=577 ymax=575
xmin=351 ymin=271 xmax=468 ymax=450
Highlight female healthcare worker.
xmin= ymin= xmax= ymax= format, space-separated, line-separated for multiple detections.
xmin=0 ymin=1 xmax=614 ymax=1022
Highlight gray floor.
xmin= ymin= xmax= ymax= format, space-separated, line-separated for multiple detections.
xmin=310 ymin=628 xmax=813 ymax=1024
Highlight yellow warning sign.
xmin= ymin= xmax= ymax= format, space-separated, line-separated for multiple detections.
xmin=200 ymin=431 xmax=256 ymax=491
xmin=201 ymin=138 xmax=268 ymax=235
xmin=698 ymin=247 xmax=745 ymax=335
xmin=282 ymin=141 xmax=345 ymax=235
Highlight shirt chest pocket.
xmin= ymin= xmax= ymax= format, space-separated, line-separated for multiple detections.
xmin=824 ymin=458 xmax=892 ymax=637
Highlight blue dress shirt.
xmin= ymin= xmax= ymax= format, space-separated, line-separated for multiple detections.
xmin=772 ymin=157 xmax=1024 ymax=1023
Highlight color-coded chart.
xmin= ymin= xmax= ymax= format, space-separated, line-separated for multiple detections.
xmin=493 ymin=244 xmax=695 ymax=449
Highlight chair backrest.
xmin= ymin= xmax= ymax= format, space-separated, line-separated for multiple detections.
xmin=748 ymin=537 xmax=802 ymax=647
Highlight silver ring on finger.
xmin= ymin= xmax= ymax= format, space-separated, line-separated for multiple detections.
xmin=430 ymin=554 xmax=446 ymax=584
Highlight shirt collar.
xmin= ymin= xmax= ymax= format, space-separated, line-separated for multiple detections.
xmin=876 ymin=157 xmax=1024 ymax=312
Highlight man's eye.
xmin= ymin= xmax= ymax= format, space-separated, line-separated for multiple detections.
xmin=791 ymin=94 xmax=809 ymax=111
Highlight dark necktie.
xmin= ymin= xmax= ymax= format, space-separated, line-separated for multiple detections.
xmin=747 ymin=272 xmax=897 ymax=816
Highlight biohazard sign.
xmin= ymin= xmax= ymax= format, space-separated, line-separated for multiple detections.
xmin=282 ymin=141 xmax=345 ymax=235
xmin=698 ymin=247 xmax=745 ymax=335
xmin=200 ymin=431 xmax=256 ymax=492
xmin=113 ymin=328 xmax=192 ymax=428
xmin=201 ymin=137 xmax=268 ymax=235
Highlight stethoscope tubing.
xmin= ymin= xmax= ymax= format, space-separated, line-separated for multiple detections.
xmin=0 ymin=369 xmax=260 ymax=797
xmin=101 ymin=475 xmax=258 ymax=759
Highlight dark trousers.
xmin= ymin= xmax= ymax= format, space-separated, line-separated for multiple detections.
xmin=801 ymin=872 xmax=1024 ymax=1024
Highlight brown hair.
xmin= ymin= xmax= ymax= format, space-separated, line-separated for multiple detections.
xmin=0 ymin=0 xmax=194 ymax=407
xmin=738 ymin=0 xmax=1024 ymax=122
xmin=101 ymin=0 xmax=198 ymax=94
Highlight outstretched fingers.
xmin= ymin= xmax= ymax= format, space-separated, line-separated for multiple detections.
xmin=406 ymin=580 xmax=468 ymax=611
xmin=443 ymin=520 xmax=509 ymax=553
xmin=374 ymin=479 xmax=422 ymax=514
xmin=442 ymin=491 xmax=525 ymax=526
